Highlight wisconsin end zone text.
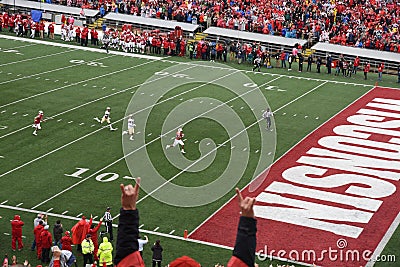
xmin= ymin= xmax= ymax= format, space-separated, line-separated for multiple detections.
xmin=191 ymin=87 xmax=400 ymax=267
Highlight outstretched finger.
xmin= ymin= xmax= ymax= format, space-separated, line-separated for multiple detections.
xmin=135 ymin=177 xmax=141 ymax=191
xmin=235 ymin=188 xmax=243 ymax=204
xmin=120 ymin=184 xmax=126 ymax=195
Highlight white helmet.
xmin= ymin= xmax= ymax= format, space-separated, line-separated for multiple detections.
xmin=39 ymin=110 xmax=43 ymax=114
xmin=178 ymin=128 xmax=182 ymax=132
xmin=106 ymin=107 xmax=111 ymax=110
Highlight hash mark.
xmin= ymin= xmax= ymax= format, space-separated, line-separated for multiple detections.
xmin=76 ymin=213 xmax=83 ymax=217
xmin=93 ymin=216 xmax=98 ymax=220
xmin=293 ymin=114 xmax=297 ymax=117
xmin=194 ymin=140 xmax=199 ymax=143
xmin=68 ymin=121 xmax=74 ymax=124
xmin=147 ymin=133 xmax=152 ymax=136
xmin=153 ymin=227 xmax=159 ymax=231
xmin=243 ymin=148 xmax=247 ymax=151
xmin=16 ymin=203 xmax=23 ymax=207
xmin=54 ymin=80 xmax=59 ymax=82
xmin=169 ymin=230 xmax=175 ymax=234
xmin=61 ymin=211 xmax=69 ymax=215
xmin=46 ymin=208 xmax=53 ymax=212
xmin=45 ymin=78 xmax=50 ymax=81
xmin=268 ymin=152 xmax=272 ymax=155
xmin=4 ymin=233 xmax=10 ymax=236
xmin=57 ymin=119 xmax=62 ymax=122
xmin=12 ymin=112 xmax=18 ymax=115
xmin=79 ymin=123 xmax=85 ymax=126
xmin=304 ymin=116 xmax=308 ymax=118
xmin=1 ymin=200 xmax=8 ymax=204
xmin=231 ymin=146 xmax=235 ymax=150
xmin=22 ymin=114 xmax=29 ymax=117
xmin=255 ymin=150 xmax=259 ymax=153
xmin=139 ymin=224 xmax=144 ymax=228
xmin=316 ymin=117 xmax=319 ymax=120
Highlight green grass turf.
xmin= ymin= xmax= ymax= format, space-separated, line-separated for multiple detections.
xmin=0 ymin=34 xmax=399 ymax=267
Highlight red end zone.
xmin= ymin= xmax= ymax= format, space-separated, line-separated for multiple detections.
xmin=190 ymin=87 xmax=400 ymax=266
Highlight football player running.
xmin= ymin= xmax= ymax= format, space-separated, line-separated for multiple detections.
xmin=94 ymin=107 xmax=118 ymax=131
xmin=122 ymin=114 xmax=136 ymax=141
xmin=166 ymin=128 xmax=186 ymax=154
xmin=32 ymin=110 xmax=44 ymax=136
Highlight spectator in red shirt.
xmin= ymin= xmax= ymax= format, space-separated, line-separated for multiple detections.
xmin=34 ymin=220 xmax=45 ymax=259
xmin=40 ymin=225 xmax=53 ymax=264
xmin=48 ymin=23 xmax=55 ymax=40
xmin=88 ymin=219 xmax=103 ymax=263
xmin=11 ymin=215 xmax=24 ymax=251
xmin=61 ymin=231 xmax=73 ymax=251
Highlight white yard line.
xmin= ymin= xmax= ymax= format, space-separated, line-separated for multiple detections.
xmin=0 ymin=49 xmax=75 ymax=67
xmin=0 ymin=43 xmax=38 ymax=49
xmin=0 ymin=54 xmax=116 ymax=86
xmin=189 ymin=85 xmax=375 ymax=238
xmin=0 ymin=64 xmax=198 ymax=140
xmin=136 ymin=81 xmax=329 ymax=205
xmin=0 ymin=57 xmax=156 ymax=109
xmin=29 ymin=68 xmax=242 ymax=209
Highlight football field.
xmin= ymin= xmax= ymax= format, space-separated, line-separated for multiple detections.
xmin=0 ymin=34 xmax=399 ymax=267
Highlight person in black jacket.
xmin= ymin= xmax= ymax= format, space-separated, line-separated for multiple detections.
xmin=114 ymin=178 xmax=257 ymax=267
xmin=53 ymin=220 xmax=64 ymax=248
xmin=151 ymin=240 xmax=163 ymax=267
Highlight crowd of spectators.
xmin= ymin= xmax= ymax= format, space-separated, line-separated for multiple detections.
xmin=44 ymin=0 xmax=400 ymax=52
xmin=5 ymin=180 xmax=264 ymax=267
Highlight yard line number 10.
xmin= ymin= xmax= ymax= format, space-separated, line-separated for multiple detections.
xmin=65 ymin=167 xmax=135 ymax=182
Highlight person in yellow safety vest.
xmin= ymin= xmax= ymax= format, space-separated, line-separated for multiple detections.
xmin=82 ymin=234 xmax=94 ymax=267
xmin=97 ymin=237 xmax=113 ymax=267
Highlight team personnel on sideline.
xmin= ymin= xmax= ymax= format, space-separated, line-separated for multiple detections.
xmin=262 ymin=108 xmax=273 ymax=130
xmin=166 ymin=128 xmax=186 ymax=154
xmin=11 ymin=215 xmax=24 ymax=251
xmin=32 ymin=110 xmax=44 ymax=136
xmin=122 ymin=114 xmax=136 ymax=141
xmin=94 ymin=107 xmax=117 ymax=131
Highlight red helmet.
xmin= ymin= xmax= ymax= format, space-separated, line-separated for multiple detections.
xmin=13 ymin=215 xmax=21 ymax=220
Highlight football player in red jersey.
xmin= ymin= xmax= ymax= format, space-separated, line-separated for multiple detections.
xmin=165 ymin=128 xmax=185 ymax=153
xmin=32 ymin=110 xmax=44 ymax=136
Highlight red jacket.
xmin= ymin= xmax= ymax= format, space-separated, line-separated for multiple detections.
xmin=40 ymin=230 xmax=53 ymax=248
xmin=11 ymin=215 xmax=24 ymax=237
xmin=61 ymin=233 xmax=73 ymax=251
xmin=71 ymin=217 xmax=92 ymax=244
xmin=34 ymin=224 xmax=44 ymax=243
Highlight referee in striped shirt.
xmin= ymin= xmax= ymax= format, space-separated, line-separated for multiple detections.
xmin=103 ymin=207 xmax=113 ymax=241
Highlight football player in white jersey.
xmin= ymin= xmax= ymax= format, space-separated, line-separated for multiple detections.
xmin=94 ymin=107 xmax=117 ymax=131
xmin=122 ymin=114 xmax=136 ymax=140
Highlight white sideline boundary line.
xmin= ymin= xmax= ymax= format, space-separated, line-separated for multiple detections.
xmin=187 ymin=86 xmax=378 ymax=267
xmin=0 ymin=54 xmax=116 ymax=86
xmin=0 ymin=55 xmax=159 ymax=110
xmin=0 ymin=43 xmax=38 ymax=49
xmin=365 ymin=212 xmax=400 ymax=267
xmin=0 ymin=63 xmax=198 ymax=140
xmin=29 ymin=68 xmax=241 ymax=209
xmin=0 ymin=34 xmax=160 ymax=60
xmin=189 ymin=84 xmax=373 ymax=236
xmin=0 ymin=203 xmax=234 ymax=250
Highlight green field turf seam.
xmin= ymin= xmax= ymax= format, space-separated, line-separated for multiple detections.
xmin=0 ymin=54 xmax=116 ymax=86
xmin=0 ymin=48 xmax=75 ymax=67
